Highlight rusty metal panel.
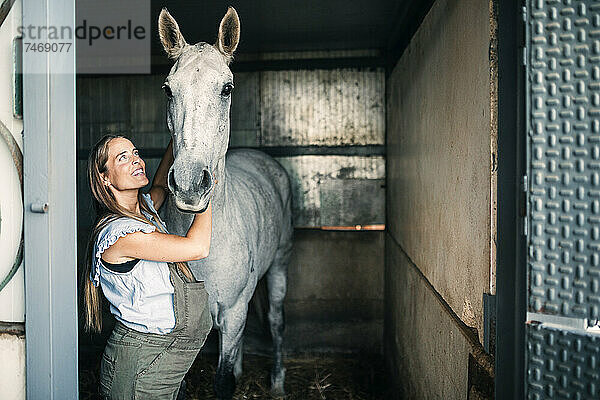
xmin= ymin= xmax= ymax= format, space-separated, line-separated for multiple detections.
xmin=77 ymin=76 xmax=130 ymax=148
xmin=78 ymin=72 xmax=261 ymax=149
xmin=77 ymin=67 xmax=386 ymax=149
xmin=235 ymin=49 xmax=381 ymax=61
xmin=260 ymin=68 xmax=385 ymax=146
xmin=230 ymin=72 xmax=260 ymax=147
xmin=319 ymin=179 xmax=384 ymax=226
xmin=92 ymin=77 xmax=130 ymax=136
xmin=77 ymin=76 xmax=170 ymax=150
xmin=276 ymin=155 xmax=385 ymax=227
xmin=76 ymin=78 xmax=92 ymax=148
xmin=124 ymin=75 xmax=169 ymax=149
xmin=130 ymin=75 xmax=167 ymax=137
xmin=76 ymin=66 xmax=386 ymax=228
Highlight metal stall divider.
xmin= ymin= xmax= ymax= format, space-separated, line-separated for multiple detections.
xmin=22 ymin=0 xmax=78 ymax=398
xmin=525 ymin=1 xmax=600 ymax=398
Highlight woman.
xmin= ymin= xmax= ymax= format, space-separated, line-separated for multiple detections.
xmin=82 ymin=134 xmax=213 ymax=399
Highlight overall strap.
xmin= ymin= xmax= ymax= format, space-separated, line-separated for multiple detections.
xmin=167 ymin=262 xmax=193 ymax=283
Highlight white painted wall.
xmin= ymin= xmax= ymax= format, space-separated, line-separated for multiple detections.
xmin=0 ymin=0 xmax=26 ymax=399
xmin=0 ymin=333 xmax=26 ymax=400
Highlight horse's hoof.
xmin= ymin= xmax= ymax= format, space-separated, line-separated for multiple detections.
xmin=270 ymin=367 xmax=286 ymax=398
xmin=269 ymin=386 xmax=286 ymax=398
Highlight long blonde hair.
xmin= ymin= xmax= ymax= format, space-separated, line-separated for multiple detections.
xmin=82 ymin=134 xmax=194 ymax=332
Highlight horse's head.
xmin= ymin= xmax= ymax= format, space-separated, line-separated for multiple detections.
xmin=158 ymin=7 xmax=240 ymax=213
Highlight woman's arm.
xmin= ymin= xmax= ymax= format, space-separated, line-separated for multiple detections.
xmin=149 ymin=138 xmax=174 ymax=210
xmin=102 ymin=201 xmax=213 ymax=263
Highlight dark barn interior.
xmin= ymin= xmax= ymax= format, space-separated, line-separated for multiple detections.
xmin=77 ymin=0 xmax=497 ymax=399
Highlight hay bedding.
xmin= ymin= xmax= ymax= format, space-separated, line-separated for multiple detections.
xmin=80 ymin=351 xmax=390 ymax=399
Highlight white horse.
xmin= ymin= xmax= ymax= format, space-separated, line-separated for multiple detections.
xmin=158 ymin=7 xmax=293 ymax=399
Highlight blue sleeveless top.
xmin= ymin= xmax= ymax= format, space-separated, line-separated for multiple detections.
xmin=91 ymin=193 xmax=175 ymax=334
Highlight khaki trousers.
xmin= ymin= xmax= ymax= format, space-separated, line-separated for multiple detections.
xmin=99 ymin=264 xmax=212 ymax=400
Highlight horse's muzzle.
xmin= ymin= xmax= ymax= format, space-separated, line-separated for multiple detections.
xmin=168 ymin=166 xmax=214 ymax=212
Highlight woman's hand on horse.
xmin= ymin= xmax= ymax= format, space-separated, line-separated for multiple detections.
xmin=101 ymin=207 xmax=212 ymax=263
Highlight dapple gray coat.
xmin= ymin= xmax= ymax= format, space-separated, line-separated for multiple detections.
xmin=158 ymin=7 xmax=292 ymax=400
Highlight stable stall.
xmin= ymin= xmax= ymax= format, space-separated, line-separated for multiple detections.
xmin=75 ymin=2 xmax=390 ymax=398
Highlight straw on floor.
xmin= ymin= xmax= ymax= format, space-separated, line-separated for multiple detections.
xmin=79 ymin=351 xmax=390 ymax=400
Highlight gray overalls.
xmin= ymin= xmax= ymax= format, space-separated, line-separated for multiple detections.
xmin=99 ymin=262 xmax=213 ymax=399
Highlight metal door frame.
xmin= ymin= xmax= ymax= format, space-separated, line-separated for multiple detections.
xmin=496 ymin=0 xmax=527 ymax=399
xmin=22 ymin=0 xmax=78 ymax=398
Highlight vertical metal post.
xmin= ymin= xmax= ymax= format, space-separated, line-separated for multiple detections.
xmin=22 ymin=0 xmax=78 ymax=398
xmin=495 ymin=0 xmax=526 ymax=399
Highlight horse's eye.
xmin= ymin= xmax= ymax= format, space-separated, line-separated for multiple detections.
xmin=221 ymin=83 xmax=234 ymax=97
xmin=162 ymin=83 xmax=173 ymax=98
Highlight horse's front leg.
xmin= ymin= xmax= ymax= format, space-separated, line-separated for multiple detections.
xmin=213 ymin=299 xmax=248 ymax=400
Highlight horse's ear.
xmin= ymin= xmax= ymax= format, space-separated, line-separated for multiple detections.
xmin=158 ymin=8 xmax=187 ymax=60
xmin=216 ymin=7 xmax=240 ymax=62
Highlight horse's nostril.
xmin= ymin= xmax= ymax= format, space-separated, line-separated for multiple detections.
xmin=201 ymin=169 xmax=211 ymax=190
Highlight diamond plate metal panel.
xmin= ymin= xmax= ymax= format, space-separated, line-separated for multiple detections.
xmin=527 ymin=0 xmax=600 ymax=319
xmin=527 ymin=324 xmax=600 ymax=399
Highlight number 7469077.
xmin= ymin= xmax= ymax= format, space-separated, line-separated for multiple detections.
xmin=24 ymin=42 xmax=72 ymax=52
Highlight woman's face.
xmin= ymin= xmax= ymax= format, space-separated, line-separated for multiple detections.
xmin=102 ymin=137 xmax=149 ymax=191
